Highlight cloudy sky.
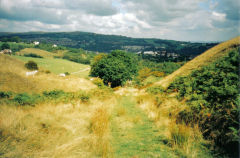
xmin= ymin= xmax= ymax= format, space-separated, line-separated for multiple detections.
xmin=0 ymin=0 xmax=239 ymax=41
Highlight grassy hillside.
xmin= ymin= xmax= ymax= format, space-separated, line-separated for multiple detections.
xmin=155 ymin=36 xmax=240 ymax=88
xmin=0 ymin=55 xmax=95 ymax=93
xmin=13 ymin=55 xmax=90 ymax=78
xmin=0 ymin=32 xmax=217 ymax=55
xmin=16 ymin=48 xmax=61 ymax=58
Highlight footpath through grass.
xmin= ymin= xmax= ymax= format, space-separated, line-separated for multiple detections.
xmin=111 ymin=96 xmax=177 ymax=158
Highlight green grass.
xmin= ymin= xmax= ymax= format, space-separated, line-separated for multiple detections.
xmin=13 ymin=55 xmax=90 ymax=78
xmin=111 ymin=96 xmax=177 ymax=158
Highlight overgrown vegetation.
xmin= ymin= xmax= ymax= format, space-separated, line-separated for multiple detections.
xmin=168 ymin=48 xmax=239 ymax=157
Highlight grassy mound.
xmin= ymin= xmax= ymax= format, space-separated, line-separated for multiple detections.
xmin=155 ymin=36 xmax=240 ymax=88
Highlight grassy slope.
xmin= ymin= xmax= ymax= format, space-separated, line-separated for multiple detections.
xmin=0 ymin=55 xmax=95 ymax=93
xmin=16 ymin=48 xmax=58 ymax=58
xmin=155 ymin=36 xmax=240 ymax=88
xmin=13 ymin=55 xmax=90 ymax=78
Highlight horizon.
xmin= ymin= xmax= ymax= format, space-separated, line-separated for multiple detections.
xmin=0 ymin=0 xmax=239 ymax=42
xmin=0 ymin=30 xmax=226 ymax=43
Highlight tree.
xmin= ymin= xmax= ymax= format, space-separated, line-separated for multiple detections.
xmin=10 ymin=36 xmax=21 ymax=43
xmin=25 ymin=61 xmax=38 ymax=70
xmin=1 ymin=42 xmax=10 ymax=50
xmin=90 ymin=50 xmax=138 ymax=87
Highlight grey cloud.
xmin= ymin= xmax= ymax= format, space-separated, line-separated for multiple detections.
xmin=0 ymin=0 xmax=238 ymax=42
xmin=0 ymin=0 xmax=117 ymax=25
xmin=64 ymin=0 xmax=117 ymax=16
xmin=214 ymin=0 xmax=240 ymax=21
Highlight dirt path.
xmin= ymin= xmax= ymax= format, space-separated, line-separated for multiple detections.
xmin=71 ymin=67 xmax=90 ymax=74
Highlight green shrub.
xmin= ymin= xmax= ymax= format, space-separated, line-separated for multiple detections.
xmin=0 ymin=91 xmax=12 ymax=99
xmin=146 ymin=85 xmax=164 ymax=95
xmin=64 ymin=72 xmax=70 ymax=76
xmin=24 ymin=53 xmax=43 ymax=58
xmin=1 ymin=42 xmax=10 ymax=50
xmin=78 ymin=92 xmax=90 ymax=102
xmin=13 ymin=93 xmax=40 ymax=106
xmin=24 ymin=60 xmax=38 ymax=70
xmin=169 ymin=49 xmax=239 ymax=156
xmin=43 ymin=90 xmax=65 ymax=98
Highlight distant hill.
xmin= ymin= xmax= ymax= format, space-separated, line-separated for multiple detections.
xmin=154 ymin=36 xmax=240 ymax=88
xmin=0 ymin=32 xmax=217 ymax=58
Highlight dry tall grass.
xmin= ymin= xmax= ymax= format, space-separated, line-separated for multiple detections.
xmin=0 ymin=102 xmax=93 ymax=158
xmin=0 ymin=89 xmax=116 ymax=158
xmin=89 ymin=106 xmax=112 ymax=157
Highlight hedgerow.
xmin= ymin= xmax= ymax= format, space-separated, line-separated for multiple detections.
xmin=0 ymin=90 xmax=92 ymax=106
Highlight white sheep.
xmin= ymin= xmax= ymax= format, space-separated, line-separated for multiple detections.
xmin=59 ymin=73 xmax=66 ymax=77
xmin=26 ymin=70 xmax=38 ymax=76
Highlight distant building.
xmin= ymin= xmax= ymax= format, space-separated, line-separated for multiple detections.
xmin=33 ymin=41 xmax=39 ymax=45
xmin=143 ymin=51 xmax=157 ymax=56
xmin=52 ymin=44 xmax=57 ymax=48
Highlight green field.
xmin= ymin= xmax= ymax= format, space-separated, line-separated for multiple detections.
xmin=13 ymin=55 xmax=90 ymax=78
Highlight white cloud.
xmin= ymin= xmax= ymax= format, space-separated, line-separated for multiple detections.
xmin=212 ymin=11 xmax=226 ymax=21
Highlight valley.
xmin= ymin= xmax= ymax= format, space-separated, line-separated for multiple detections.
xmin=0 ymin=36 xmax=239 ymax=158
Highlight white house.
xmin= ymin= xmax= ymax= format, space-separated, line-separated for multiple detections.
xmin=52 ymin=44 xmax=57 ymax=48
xmin=33 ymin=41 xmax=39 ymax=45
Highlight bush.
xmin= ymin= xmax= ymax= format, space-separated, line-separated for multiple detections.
xmin=43 ymin=90 xmax=65 ymax=98
xmin=79 ymin=93 xmax=90 ymax=102
xmin=24 ymin=53 xmax=43 ymax=58
xmin=0 ymin=91 xmax=12 ymax=99
xmin=64 ymin=72 xmax=70 ymax=76
xmin=13 ymin=93 xmax=40 ymax=106
xmin=146 ymin=85 xmax=165 ymax=95
xmin=1 ymin=42 xmax=10 ymax=50
xmin=25 ymin=60 xmax=38 ymax=70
